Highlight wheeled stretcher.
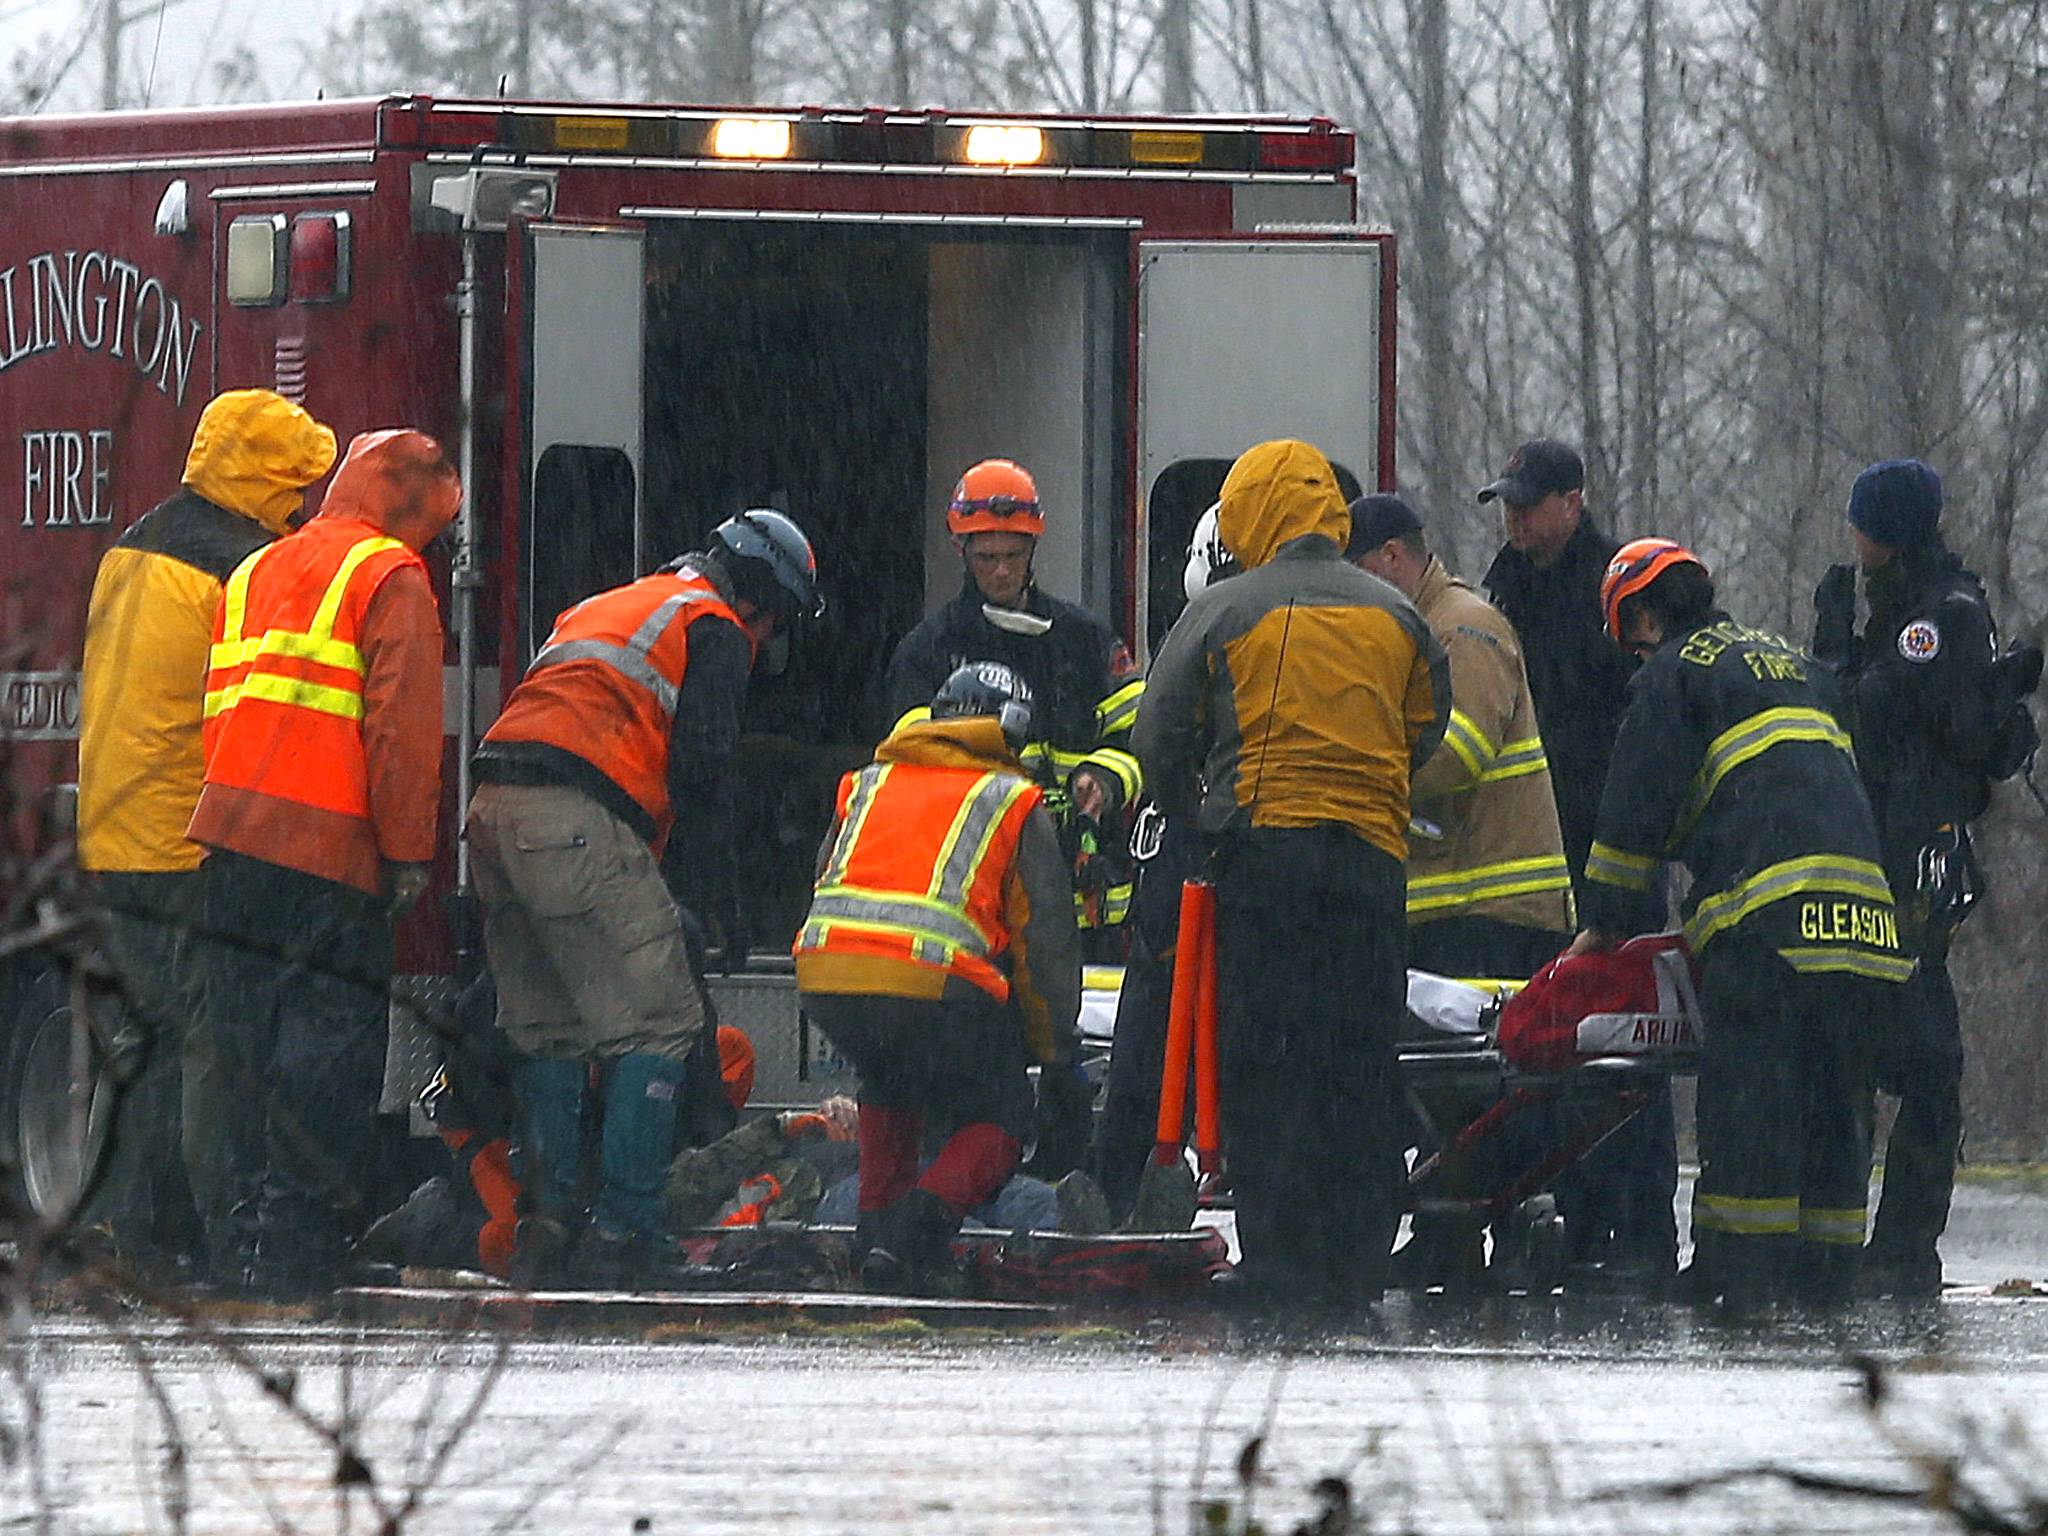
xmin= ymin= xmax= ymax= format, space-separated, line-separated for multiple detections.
xmin=1398 ymin=936 xmax=1705 ymax=1291
xmin=1078 ymin=932 xmax=1706 ymax=1296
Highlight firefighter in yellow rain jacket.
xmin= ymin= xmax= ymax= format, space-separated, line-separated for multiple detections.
xmin=1135 ymin=439 xmax=1450 ymax=1310
xmin=76 ymin=389 xmax=338 ymax=1273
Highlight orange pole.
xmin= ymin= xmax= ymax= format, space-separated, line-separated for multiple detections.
xmin=1153 ymin=878 xmax=1207 ymax=1163
xmin=1191 ymin=881 xmax=1221 ymax=1173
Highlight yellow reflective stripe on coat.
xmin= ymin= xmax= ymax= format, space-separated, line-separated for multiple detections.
xmin=1477 ymin=737 xmax=1548 ymax=784
xmin=1439 ymin=708 xmax=1498 ymax=783
xmin=1077 ymin=879 xmax=1134 ymax=926
xmin=1692 ymin=1193 xmax=1799 ymax=1236
xmin=1686 ymin=854 xmax=1893 ymax=952
xmin=1095 ymin=678 xmax=1145 ymax=736
xmin=1775 ymin=946 xmax=1915 ymax=983
xmin=1020 ymin=741 xmax=1091 ymax=777
xmin=892 ymin=704 xmax=935 ymax=734
xmin=1679 ymin=707 xmax=1854 ymax=832
xmin=1085 ymin=745 xmax=1143 ymax=802
xmin=1406 ymin=854 xmax=1573 ymax=916
xmin=1798 ymin=1205 xmax=1866 ymax=1246
xmin=1586 ymin=841 xmax=1656 ymax=893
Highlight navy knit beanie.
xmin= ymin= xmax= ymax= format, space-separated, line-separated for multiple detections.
xmin=1847 ymin=459 xmax=1943 ymax=549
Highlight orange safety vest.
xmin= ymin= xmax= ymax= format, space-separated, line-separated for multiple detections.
xmin=201 ymin=518 xmax=423 ymax=824
xmin=483 ymin=570 xmax=744 ymax=842
xmin=795 ymin=761 xmax=1042 ymax=1002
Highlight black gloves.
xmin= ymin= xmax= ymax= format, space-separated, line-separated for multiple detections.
xmin=1028 ymin=1062 xmax=1096 ymax=1180
xmin=1813 ymin=563 xmax=1858 ymax=666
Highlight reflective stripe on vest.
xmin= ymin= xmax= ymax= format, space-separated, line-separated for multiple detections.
xmin=802 ymin=768 xmax=1036 ymax=974
xmin=527 ymin=590 xmax=715 ymax=718
xmin=204 ymin=533 xmax=407 ymax=725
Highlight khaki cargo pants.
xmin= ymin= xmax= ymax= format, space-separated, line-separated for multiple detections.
xmin=466 ymin=781 xmax=706 ymax=1061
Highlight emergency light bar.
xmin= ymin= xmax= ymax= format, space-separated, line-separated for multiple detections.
xmin=382 ymin=99 xmax=1355 ymax=175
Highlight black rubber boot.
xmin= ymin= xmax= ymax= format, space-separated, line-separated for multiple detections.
xmin=860 ymin=1188 xmax=958 ymax=1294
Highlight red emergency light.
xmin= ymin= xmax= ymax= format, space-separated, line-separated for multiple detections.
xmin=1255 ymin=121 xmax=1353 ymax=171
xmin=288 ymin=212 xmax=352 ymax=304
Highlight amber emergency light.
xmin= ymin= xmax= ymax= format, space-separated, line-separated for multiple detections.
xmin=962 ymin=124 xmax=1046 ymax=165
xmin=710 ymin=117 xmax=795 ymax=159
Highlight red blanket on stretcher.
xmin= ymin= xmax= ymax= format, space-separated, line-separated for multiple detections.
xmin=1496 ymin=932 xmax=1705 ymax=1072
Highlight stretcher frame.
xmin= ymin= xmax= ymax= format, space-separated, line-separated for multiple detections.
xmin=1395 ymin=1033 xmax=1700 ymax=1291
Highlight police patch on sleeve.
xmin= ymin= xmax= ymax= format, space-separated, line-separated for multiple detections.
xmin=1898 ymin=619 xmax=1942 ymax=663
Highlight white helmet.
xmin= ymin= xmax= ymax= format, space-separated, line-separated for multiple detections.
xmin=1182 ymin=502 xmax=1240 ymax=601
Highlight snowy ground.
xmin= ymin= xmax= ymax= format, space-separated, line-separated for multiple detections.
xmin=6 ymin=1178 xmax=2046 ymax=1535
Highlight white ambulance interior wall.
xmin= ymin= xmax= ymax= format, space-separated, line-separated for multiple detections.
xmin=1136 ymin=240 xmax=1382 ymax=652
xmin=924 ymin=240 xmax=1117 ymax=622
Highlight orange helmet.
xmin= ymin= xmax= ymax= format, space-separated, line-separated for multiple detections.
xmin=947 ymin=458 xmax=1046 ymax=538
xmin=1600 ymin=537 xmax=1708 ymax=641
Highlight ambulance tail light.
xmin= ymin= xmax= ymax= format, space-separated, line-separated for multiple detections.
xmin=708 ymin=117 xmax=794 ymax=159
xmin=960 ymin=124 xmax=1046 ymax=165
xmin=289 ymin=212 xmax=352 ymax=304
xmin=226 ymin=214 xmax=288 ymax=307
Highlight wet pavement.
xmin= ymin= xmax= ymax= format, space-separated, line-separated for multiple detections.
xmin=7 ymin=1180 xmax=2047 ymax=1535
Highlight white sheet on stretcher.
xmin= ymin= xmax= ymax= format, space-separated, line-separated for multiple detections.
xmin=1075 ymin=966 xmax=1519 ymax=1044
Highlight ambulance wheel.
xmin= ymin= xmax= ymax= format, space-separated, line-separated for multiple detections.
xmin=1 ymin=964 xmax=118 ymax=1224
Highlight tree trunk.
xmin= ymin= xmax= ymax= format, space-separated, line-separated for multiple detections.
xmin=1557 ymin=0 xmax=1608 ymax=491
xmin=1628 ymin=0 xmax=1659 ymax=527
xmin=1409 ymin=0 xmax=1465 ymax=570
xmin=1160 ymin=0 xmax=1193 ymax=110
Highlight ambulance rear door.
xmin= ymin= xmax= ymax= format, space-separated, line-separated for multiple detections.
xmin=1135 ymin=234 xmax=1393 ymax=655
xmin=507 ymin=220 xmax=647 ymax=661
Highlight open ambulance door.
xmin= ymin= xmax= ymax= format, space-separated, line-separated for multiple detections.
xmin=1135 ymin=235 xmax=1393 ymax=656
xmin=508 ymin=221 xmax=647 ymax=663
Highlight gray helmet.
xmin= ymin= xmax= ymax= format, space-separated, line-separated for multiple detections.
xmin=709 ymin=509 xmax=824 ymax=624
xmin=931 ymin=661 xmax=1035 ymax=748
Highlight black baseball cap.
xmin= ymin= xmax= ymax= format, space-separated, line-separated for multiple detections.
xmin=1477 ymin=438 xmax=1584 ymax=506
xmin=1345 ymin=493 xmax=1423 ymax=560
